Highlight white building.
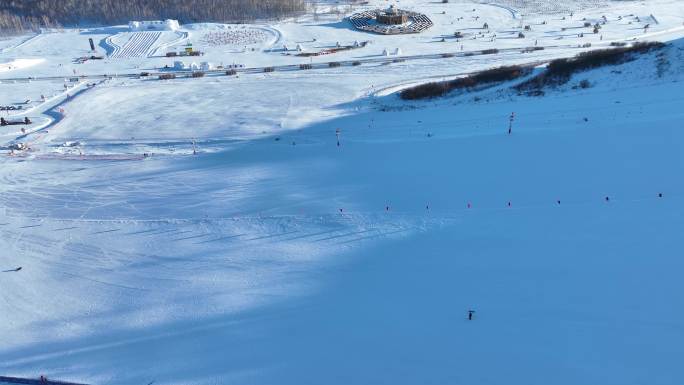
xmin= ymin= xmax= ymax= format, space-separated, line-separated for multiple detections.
xmin=200 ymin=62 xmax=214 ymax=71
xmin=129 ymin=19 xmax=180 ymax=32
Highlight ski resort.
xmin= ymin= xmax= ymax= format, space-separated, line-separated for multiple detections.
xmin=1 ymin=0 xmax=684 ymax=384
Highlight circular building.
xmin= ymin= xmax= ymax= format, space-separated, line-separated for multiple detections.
xmin=376 ymin=6 xmax=408 ymax=25
xmin=349 ymin=6 xmax=433 ymax=35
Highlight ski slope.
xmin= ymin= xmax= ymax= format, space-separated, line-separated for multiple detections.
xmin=1 ymin=0 xmax=684 ymax=384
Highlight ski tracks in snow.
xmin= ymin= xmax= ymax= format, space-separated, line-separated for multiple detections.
xmin=110 ymin=32 xmax=162 ymax=59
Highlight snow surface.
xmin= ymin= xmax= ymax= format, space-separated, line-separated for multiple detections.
xmin=0 ymin=58 xmax=44 ymax=73
xmin=1 ymin=0 xmax=684 ymax=384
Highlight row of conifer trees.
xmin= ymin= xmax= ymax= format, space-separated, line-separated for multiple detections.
xmin=0 ymin=0 xmax=306 ymax=35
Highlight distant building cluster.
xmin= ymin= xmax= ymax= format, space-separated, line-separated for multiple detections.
xmin=128 ymin=19 xmax=180 ymax=32
xmin=171 ymin=61 xmax=245 ymax=71
xmin=173 ymin=61 xmax=214 ymax=71
xmin=349 ymin=6 xmax=433 ymax=35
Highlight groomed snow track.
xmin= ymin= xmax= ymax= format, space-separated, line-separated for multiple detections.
xmin=110 ymin=32 xmax=162 ymax=58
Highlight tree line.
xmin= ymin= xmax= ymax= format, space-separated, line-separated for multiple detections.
xmin=0 ymin=0 xmax=306 ymax=35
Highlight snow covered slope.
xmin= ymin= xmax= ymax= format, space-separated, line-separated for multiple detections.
xmin=1 ymin=1 xmax=684 ymax=384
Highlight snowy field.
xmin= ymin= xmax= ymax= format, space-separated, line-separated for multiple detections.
xmin=1 ymin=0 xmax=684 ymax=384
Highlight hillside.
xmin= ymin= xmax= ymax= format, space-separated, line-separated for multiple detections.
xmin=0 ymin=0 xmax=306 ymax=34
xmin=2 ymin=37 xmax=683 ymax=384
xmin=1 ymin=1 xmax=684 ymax=384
